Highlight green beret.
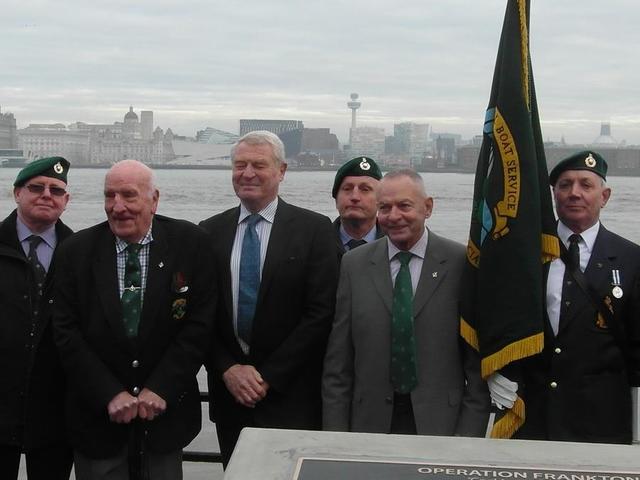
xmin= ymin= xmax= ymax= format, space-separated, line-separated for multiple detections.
xmin=14 ymin=156 xmax=70 ymax=187
xmin=549 ymin=150 xmax=607 ymax=186
xmin=332 ymin=156 xmax=382 ymax=198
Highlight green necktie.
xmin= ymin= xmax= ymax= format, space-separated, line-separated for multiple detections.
xmin=121 ymin=243 xmax=142 ymax=338
xmin=391 ymin=251 xmax=418 ymax=394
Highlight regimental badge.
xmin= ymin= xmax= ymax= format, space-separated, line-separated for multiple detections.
xmin=172 ymin=298 xmax=187 ymax=321
xmin=359 ymin=157 xmax=371 ymax=171
xmin=596 ymin=296 xmax=614 ymax=329
xmin=585 ymin=153 xmax=596 ymax=168
xmin=54 ymin=162 xmax=64 ymax=174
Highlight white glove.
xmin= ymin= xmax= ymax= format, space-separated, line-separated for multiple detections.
xmin=487 ymin=372 xmax=518 ymax=410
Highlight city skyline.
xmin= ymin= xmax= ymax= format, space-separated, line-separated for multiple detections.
xmin=3 ymin=1 xmax=639 ymax=145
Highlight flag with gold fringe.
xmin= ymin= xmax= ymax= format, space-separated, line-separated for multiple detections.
xmin=459 ymin=0 xmax=559 ymax=438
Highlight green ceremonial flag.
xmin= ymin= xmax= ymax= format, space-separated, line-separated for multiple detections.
xmin=459 ymin=0 xmax=559 ymax=438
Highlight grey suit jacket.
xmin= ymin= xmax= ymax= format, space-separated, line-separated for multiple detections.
xmin=322 ymin=230 xmax=489 ymax=436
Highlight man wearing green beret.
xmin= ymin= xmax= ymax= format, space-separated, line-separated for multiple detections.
xmin=0 ymin=157 xmax=73 ymax=479
xmin=332 ymin=156 xmax=384 ymax=257
xmin=516 ymin=150 xmax=640 ymax=444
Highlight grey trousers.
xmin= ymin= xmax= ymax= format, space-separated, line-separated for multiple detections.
xmin=74 ymin=446 xmax=182 ymax=480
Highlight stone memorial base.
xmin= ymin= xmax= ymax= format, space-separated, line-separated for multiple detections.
xmin=224 ymin=428 xmax=640 ymax=480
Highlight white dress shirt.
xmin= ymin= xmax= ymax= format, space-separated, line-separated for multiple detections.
xmin=387 ymin=229 xmax=429 ymax=295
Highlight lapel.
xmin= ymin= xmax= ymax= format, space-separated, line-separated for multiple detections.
xmin=413 ymin=230 xmax=449 ymax=317
xmin=92 ymin=223 xmax=132 ymax=349
xmin=557 ymin=225 xmax=613 ymax=334
xmin=220 ymin=207 xmax=240 ymax=322
xmin=138 ymin=217 xmax=172 ymax=342
xmin=368 ymin=238 xmax=394 ymax=313
xmin=256 ymin=199 xmax=293 ymax=307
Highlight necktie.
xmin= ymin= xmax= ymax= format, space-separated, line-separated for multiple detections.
xmin=391 ymin=251 xmax=418 ymax=394
xmin=27 ymin=235 xmax=46 ymax=303
xmin=567 ymin=234 xmax=581 ymax=271
xmin=346 ymin=238 xmax=367 ymax=250
xmin=121 ymin=243 xmax=142 ymax=338
xmin=238 ymin=214 xmax=261 ymax=344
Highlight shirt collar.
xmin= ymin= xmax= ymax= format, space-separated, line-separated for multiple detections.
xmin=238 ymin=197 xmax=278 ymax=225
xmin=339 ymin=222 xmax=378 ymax=246
xmin=387 ymin=228 xmax=429 ymax=261
xmin=16 ymin=216 xmax=57 ymax=248
xmin=557 ymin=220 xmax=599 ymax=254
xmin=115 ymin=226 xmax=154 ymax=254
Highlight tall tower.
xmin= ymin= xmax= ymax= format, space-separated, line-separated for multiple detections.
xmin=141 ymin=111 xmax=153 ymax=140
xmin=347 ymin=93 xmax=361 ymax=146
xmin=347 ymin=93 xmax=361 ymax=130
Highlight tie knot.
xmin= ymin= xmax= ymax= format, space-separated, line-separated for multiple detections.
xmin=246 ymin=213 xmax=261 ymax=227
xmin=127 ymin=243 xmax=142 ymax=255
xmin=396 ymin=251 xmax=412 ymax=266
xmin=28 ymin=235 xmax=43 ymax=248
xmin=569 ymin=234 xmax=581 ymax=245
xmin=346 ymin=238 xmax=367 ymax=250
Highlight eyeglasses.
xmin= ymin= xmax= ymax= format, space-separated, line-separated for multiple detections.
xmin=24 ymin=183 xmax=67 ymax=197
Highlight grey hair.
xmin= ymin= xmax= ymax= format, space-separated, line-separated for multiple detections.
xmin=107 ymin=159 xmax=158 ymax=199
xmin=381 ymin=168 xmax=427 ymax=196
xmin=231 ymin=130 xmax=286 ymax=165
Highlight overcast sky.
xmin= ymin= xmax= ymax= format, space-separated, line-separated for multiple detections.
xmin=2 ymin=0 xmax=639 ymax=145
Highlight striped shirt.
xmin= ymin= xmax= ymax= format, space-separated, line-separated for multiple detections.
xmin=231 ymin=198 xmax=278 ymax=353
xmin=116 ymin=227 xmax=154 ymax=303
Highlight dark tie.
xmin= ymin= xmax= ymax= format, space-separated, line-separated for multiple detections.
xmin=238 ymin=214 xmax=261 ymax=344
xmin=121 ymin=243 xmax=142 ymax=338
xmin=27 ymin=235 xmax=46 ymax=302
xmin=567 ymin=234 xmax=581 ymax=271
xmin=346 ymin=239 xmax=367 ymax=250
xmin=391 ymin=251 xmax=418 ymax=394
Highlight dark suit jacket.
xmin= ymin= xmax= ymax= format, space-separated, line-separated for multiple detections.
xmin=519 ymin=225 xmax=640 ymax=443
xmin=322 ymin=231 xmax=489 ymax=436
xmin=200 ymin=199 xmax=338 ymax=449
xmin=0 ymin=210 xmax=72 ymax=449
xmin=333 ymin=217 xmax=384 ymax=260
xmin=52 ymin=215 xmax=215 ymax=458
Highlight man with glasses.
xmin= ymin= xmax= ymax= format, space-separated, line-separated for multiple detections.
xmin=0 ymin=157 xmax=73 ymax=479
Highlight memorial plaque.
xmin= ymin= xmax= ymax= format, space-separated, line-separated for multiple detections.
xmin=293 ymin=460 xmax=640 ymax=480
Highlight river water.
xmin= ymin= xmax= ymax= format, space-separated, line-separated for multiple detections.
xmin=3 ymin=167 xmax=640 ymax=479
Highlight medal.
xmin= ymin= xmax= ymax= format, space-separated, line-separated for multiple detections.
xmin=611 ymin=270 xmax=623 ymax=298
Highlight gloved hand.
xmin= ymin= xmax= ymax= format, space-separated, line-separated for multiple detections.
xmin=487 ymin=372 xmax=518 ymax=410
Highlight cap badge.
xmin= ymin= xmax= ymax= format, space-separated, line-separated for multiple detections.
xmin=585 ymin=153 xmax=596 ymax=168
xmin=54 ymin=162 xmax=64 ymax=174
xmin=359 ymin=158 xmax=371 ymax=171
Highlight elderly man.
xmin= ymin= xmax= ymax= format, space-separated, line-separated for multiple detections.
xmin=516 ymin=151 xmax=640 ymax=443
xmin=200 ymin=130 xmax=338 ymax=467
xmin=53 ymin=160 xmax=215 ymax=479
xmin=331 ymin=156 xmax=383 ymax=256
xmin=323 ymin=169 xmax=489 ymax=436
xmin=0 ymin=157 xmax=73 ymax=480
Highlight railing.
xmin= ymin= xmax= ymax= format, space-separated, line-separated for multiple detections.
xmin=182 ymin=391 xmax=223 ymax=464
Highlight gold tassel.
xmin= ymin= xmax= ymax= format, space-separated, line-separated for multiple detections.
xmin=460 ymin=317 xmax=480 ymax=351
xmin=481 ymin=332 xmax=543 ymax=379
xmin=541 ymin=233 xmax=560 ymax=264
xmin=491 ymin=396 xmax=525 ymax=438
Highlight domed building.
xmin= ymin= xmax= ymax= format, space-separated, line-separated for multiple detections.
xmin=123 ymin=106 xmax=140 ymax=139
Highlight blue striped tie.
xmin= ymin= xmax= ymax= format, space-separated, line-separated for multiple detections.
xmin=238 ymin=214 xmax=261 ymax=344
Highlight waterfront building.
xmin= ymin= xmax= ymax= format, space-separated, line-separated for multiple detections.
xmin=278 ymin=128 xmax=342 ymax=166
xmin=0 ymin=107 xmax=18 ymax=149
xmin=393 ymin=122 xmax=430 ymax=159
xmin=141 ymin=110 xmax=154 ymax=140
xmin=239 ymin=119 xmax=303 ymax=136
xmin=196 ymin=127 xmax=239 ymax=144
xmin=349 ymin=126 xmax=385 ymax=161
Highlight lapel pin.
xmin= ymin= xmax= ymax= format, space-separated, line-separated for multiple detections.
xmin=158 ymin=262 xmax=164 ymax=268
xmin=432 ymin=272 xmax=438 ymax=278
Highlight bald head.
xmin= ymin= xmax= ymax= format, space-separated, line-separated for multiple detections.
xmin=104 ymin=160 xmax=159 ymax=243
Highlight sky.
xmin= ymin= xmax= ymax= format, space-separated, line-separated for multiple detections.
xmin=2 ymin=0 xmax=640 ymax=145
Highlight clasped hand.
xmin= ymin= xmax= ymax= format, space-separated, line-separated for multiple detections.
xmin=107 ymin=388 xmax=167 ymax=423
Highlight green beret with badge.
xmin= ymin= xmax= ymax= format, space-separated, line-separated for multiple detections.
xmin=332 ymin=156 xmax=383 ymax=198
xmin=549 ymin=150 xmax=607 ymax=186
xmin=14 ymin=156 xmax=70 ymax=187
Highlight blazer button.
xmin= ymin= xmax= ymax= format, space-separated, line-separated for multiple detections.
xmin=48 ymin=299 xmax=54 ymax=304
xmin=385 ymin=396 xmax=393 ymax=404
xmin=549 ymin=381 xmax=558 ymax=389
xmin=132 ymin=360 xmax=140 ymax=368
xmin=133 ymin=386 xmax=140 ymax=395
xmin=554 ymin=347 xmax=561 ymax=354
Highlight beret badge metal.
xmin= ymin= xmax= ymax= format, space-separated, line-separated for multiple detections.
xmin=54 ymin=162 xmax=64 ymax=174
xmin=359 ymin=158 xmax=371 ymax=170
xmin=585 ymin=153 xmax=596 ymax=168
